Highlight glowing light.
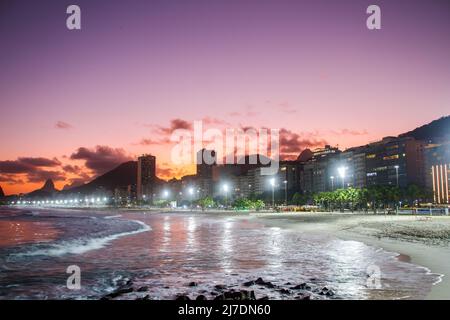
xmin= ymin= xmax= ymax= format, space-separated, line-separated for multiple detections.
xmin=338 ymin=166 xmax=347 ymax=178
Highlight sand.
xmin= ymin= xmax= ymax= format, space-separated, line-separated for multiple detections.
xmin=247 ymin=212 xmax=450 ymax=300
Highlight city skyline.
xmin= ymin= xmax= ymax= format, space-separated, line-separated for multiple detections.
xmin=1 ymin=0 xmax=450 ymax=194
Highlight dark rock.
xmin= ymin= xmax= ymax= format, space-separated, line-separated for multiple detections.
xmin=214 ymin=294 xmax=225 ymax=300
xmin=137 ymin=286 xmax=148 ymax=292
xmin=175 ymin=295 xmax=191 ymax=300
xmin=196 ymin=295 xmax=207 ymax=301
xmin=254 ymin=278 xmax=275 ymax=288
xmin=228 ymin=290 xmax=256 ymax=300
xmin=284 ymin=282 xmax=292 ymax=285
xmin=319 ymin=287 xmax=335 ymax=296
xmin=295 ymin=293 xmax=311 ymax=300
xmin=243 ymin=280 xmax=255 ymax=287
xmin=135 ymin=295 xmax=151 ymax=300
xmin=210 ymin=291 xmax=218 ymax=296
xmin=188 ymin=282 xmax=198 ymax=287
xmin=214 ymin=290 xmax=256 ymax=301
xmin=257 ymin=296 xmax=269 ymax=300
xmin=277 ymin=288 xmax=291 ymax=295
xmin=247 ymin=290 xmax=256 ymax=300
xmin=290 ymin=283 xmax=311 ymax=290
xmin=214 ymin=284 xmax=226 ymax=291
xmin=115 ymin=277 xmax=133 ymax=287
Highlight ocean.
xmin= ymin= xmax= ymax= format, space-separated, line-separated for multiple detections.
xmin=0 ymin=207 xmax=439 ymax=300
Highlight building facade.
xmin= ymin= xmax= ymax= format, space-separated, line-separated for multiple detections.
xmin=136 ymin=154 xmax=156 ymax=202
xmin=424 ymin=142 xmax=450 ymax=204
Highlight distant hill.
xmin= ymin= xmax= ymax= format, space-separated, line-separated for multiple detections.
xmin=399 ymin=116 xmax=450 ymax=142
xmin=63 ymin=161 xmax=138 ymax=195
xmin=26 ymin=179 xmax=58 ymax=199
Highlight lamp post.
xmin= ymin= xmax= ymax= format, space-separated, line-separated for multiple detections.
xmin=188 ymin=187 xmax=194 ymax=209
xmin=338 ymin=167 xmax=347 ymax=189
xmin=394 ymin=165 xmax=399 ymax=187
xmin=283 ymin=180 xmax=288 ymax=206
xmin=222 ymin=184 xmax=229 ymax=208
xmin=270 ymin=178 xmax=275 ymax=208
xmin=330 ymin=176 xmax=335 ymax=191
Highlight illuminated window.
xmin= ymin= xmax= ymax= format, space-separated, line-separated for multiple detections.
xmin=383 ymin=154 xmax=399 ymax=160
xmin=366 ymin=154 xmax=376 ymax=159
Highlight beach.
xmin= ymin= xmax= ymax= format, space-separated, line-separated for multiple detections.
xmin=1 ymin=206 xmax=448 ymax=300
xmin=247 ymin=211 xmax=450 ymax=299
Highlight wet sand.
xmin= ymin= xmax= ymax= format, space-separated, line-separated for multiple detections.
xmin=247 ymin=212 xmax=450 ymax=300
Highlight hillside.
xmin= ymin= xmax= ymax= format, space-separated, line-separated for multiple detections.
xmin=399 ymin=116 xmax=450 ymax=142
xmin=63 ymin=161 xmax=138 ymax=195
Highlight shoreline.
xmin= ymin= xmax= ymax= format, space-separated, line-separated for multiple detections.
xmin=3 ymin=206 xmax=449 ymax=299
xmin=245 ymin=211 xmax=450 ymax=300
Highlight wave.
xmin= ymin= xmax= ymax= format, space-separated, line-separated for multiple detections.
xmin=104 ymin=215 xmax=123 ymax=219
xmin=10 ymin=220 xmax=151 ymax=258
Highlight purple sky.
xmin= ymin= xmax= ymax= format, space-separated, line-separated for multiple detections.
xmin=0 ymin=0 xmax=449 ymax=194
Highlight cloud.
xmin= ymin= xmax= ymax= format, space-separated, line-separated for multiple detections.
xmin=26 ymin=170 xmax=66 ymax=183
xmin=279 ymin=128 xmax=327 ymax=157
xmin=55 ymin=121 xmax=73 ymax=129
xmin=70 ymin=145 xmax=133 ymax=175
xmin=18 ymin=157 xmax=61 ymax=167
xmin=202 ymin=117 xmax=230 ymax=126
xmin=157 ymin=166 xmax=192 ymax=180
xmin=0 ymin=157 xmax=61 ymax=174
xmin=0 ymin=174 xmax=25 ymax=185
xmin=62 ymin=164 xmax=83 ymax=174
xmin=151 ymin=118 xmax=193 ymax=135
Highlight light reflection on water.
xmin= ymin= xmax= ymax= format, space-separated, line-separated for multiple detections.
xmin=0 ymin=210 xmax=439 ymax=300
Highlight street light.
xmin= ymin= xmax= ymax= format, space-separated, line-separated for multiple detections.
xmin=188 ymin=187 xmax=194 ymax=209
xmin=338 ymin=167 xmax=347 ymax=189
xmin=163 ymin=190 xmax=169 ymax=199
xmin=222 ymin=184 xmax=229 ymax=208
xmin=283 ymin=180 xmax=288 ymax=206
xmin=270 ymin=178 xmax=276 ymax=208
xmin=330 ymin=176 xmax=335 ymax=190
xmin=394 ymin=165 xmax=399 ymax=187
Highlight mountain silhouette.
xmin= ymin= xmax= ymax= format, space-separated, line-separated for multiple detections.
xmin=62 ymin=161 xmax=138 ymax=195
xmin=0 ymin=185 xmax=4 ymax=198
xmin=399 ymin=115 xmax=450 ymax=142
xmin=8 ymin=115 xmax=449 ymax=200
xmin=27 ymin=179 xmax=58 ymax=199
